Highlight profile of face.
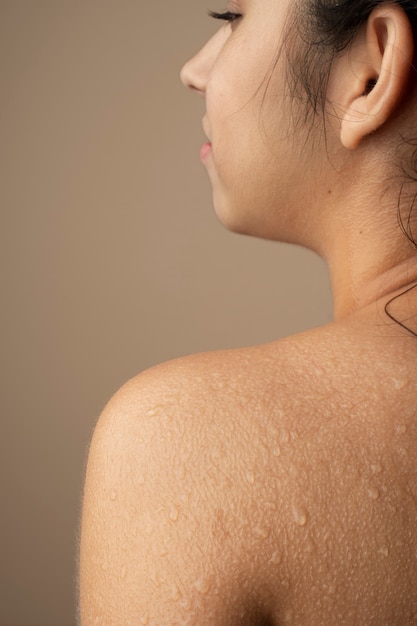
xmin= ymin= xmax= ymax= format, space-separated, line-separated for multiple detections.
xmin=181 ymin=0 xmax=328 ymax=244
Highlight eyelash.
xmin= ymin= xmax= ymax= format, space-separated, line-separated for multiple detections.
xmin=208 ymin=10 xmax=242 ymax=23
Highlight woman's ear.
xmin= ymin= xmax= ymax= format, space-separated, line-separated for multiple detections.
xmin=336 ymin=4 xmax=414 ymax=150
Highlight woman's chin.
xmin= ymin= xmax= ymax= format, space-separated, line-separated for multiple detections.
xmin=212 ymin=193 xmax=311 ymax=245
xmin=211 ymin=187 xmax=275 ymax=239
xmin=212 ymin=193 xmax=249 ymax=235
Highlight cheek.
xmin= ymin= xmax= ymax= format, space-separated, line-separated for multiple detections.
xmin=208 ymin=116 xmax=308 ymax=240
xmin=204 ymin=43 xmax=304 ymax=235
xmin=208 ymin=83 xmax=291 ymax=191
xmin=208 ymin=129 xmax=284 ymax=236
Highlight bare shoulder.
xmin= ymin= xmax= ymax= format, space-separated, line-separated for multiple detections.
xmin=80 ymin=324 xmax=417 ymax=625
xmin=79 ymin=344 xmax=282 ymax=625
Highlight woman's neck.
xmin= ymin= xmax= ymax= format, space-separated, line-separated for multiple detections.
xmin=314 ymin=158 xmax=417 ymax=321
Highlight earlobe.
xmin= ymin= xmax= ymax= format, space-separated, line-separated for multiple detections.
xmin=339 ymin=4 xmax=414 ymax=151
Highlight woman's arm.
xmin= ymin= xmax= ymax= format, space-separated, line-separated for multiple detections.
xmin=78 ymin=362 xmax=254 ymax=626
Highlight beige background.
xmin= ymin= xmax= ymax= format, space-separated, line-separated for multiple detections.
xmin=0 ymin=2 xmax=331 ymax=624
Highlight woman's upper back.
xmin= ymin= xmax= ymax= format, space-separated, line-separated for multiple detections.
xmin=80 ymin=304 xmax=417 ymax=625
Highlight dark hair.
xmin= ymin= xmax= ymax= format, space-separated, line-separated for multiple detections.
xmin=289 ymin=0 xmax=417 ymax=113
xmin=287 ymin=0 xmax=417 ymax=247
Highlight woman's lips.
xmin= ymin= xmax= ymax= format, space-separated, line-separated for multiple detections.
xmin=201 ymin=116 xmax=212 ymax=161
xmin=200 ymin=142 xmax=212 ymax=161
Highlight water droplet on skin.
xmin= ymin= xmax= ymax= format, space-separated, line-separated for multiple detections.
xmin=293 ymin=505 xmax=308 ymax=527
xmin=396 ymin=423 xmax=408 ymax=435
xmin=169 ymin=506 xmax=179 ymax=522
xmin=269 ymin=550 xmax=282 ymax=565
xmin=110 ymin=491 xmax=117 ymax=501
xmin=150 ymin=572 xmax=161 ymax=589
xmin=371 ymin=463 xmax=384 ymax=475
xmin=253 ymin=525 xmax=270 ymax=539
xmin=392 ymin=378 xmax=408 ymax=391
xmin=379 ymin=546 xmax=389 ymax=558
xmin=368 ymin=486 xmax=381 ymax=500
xmin=246 ymin=471 xmax=255 ymax=485
xmin=280 ymin=429 xmax=290 ymax=444
xmin=170 ymin=584 xmax=181 ymax=601
xmin=180 ymin=492 xmax=190 ymax=504
xmin=140 ymin=612 xmax=149 ymax=625
xmin=272 ymin=444 xmax=281 ymax=457
xmin=194 ymin=577 xmax=212 ymax=594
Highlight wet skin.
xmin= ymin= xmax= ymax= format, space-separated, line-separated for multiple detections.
xmin=79 ymin=1 xmax=417 ymax=623
xmin=80 ymin=305 xmax=417 ymax=625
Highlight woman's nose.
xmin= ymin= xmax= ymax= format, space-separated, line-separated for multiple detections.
xmin=180 ymin=28 xmax=228 ymax=96
xmin=180 ymin=49 xmax=208 ymax=96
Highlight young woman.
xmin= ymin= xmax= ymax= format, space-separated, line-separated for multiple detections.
xmin=79 ymin=1 xmax=417 ymax=623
